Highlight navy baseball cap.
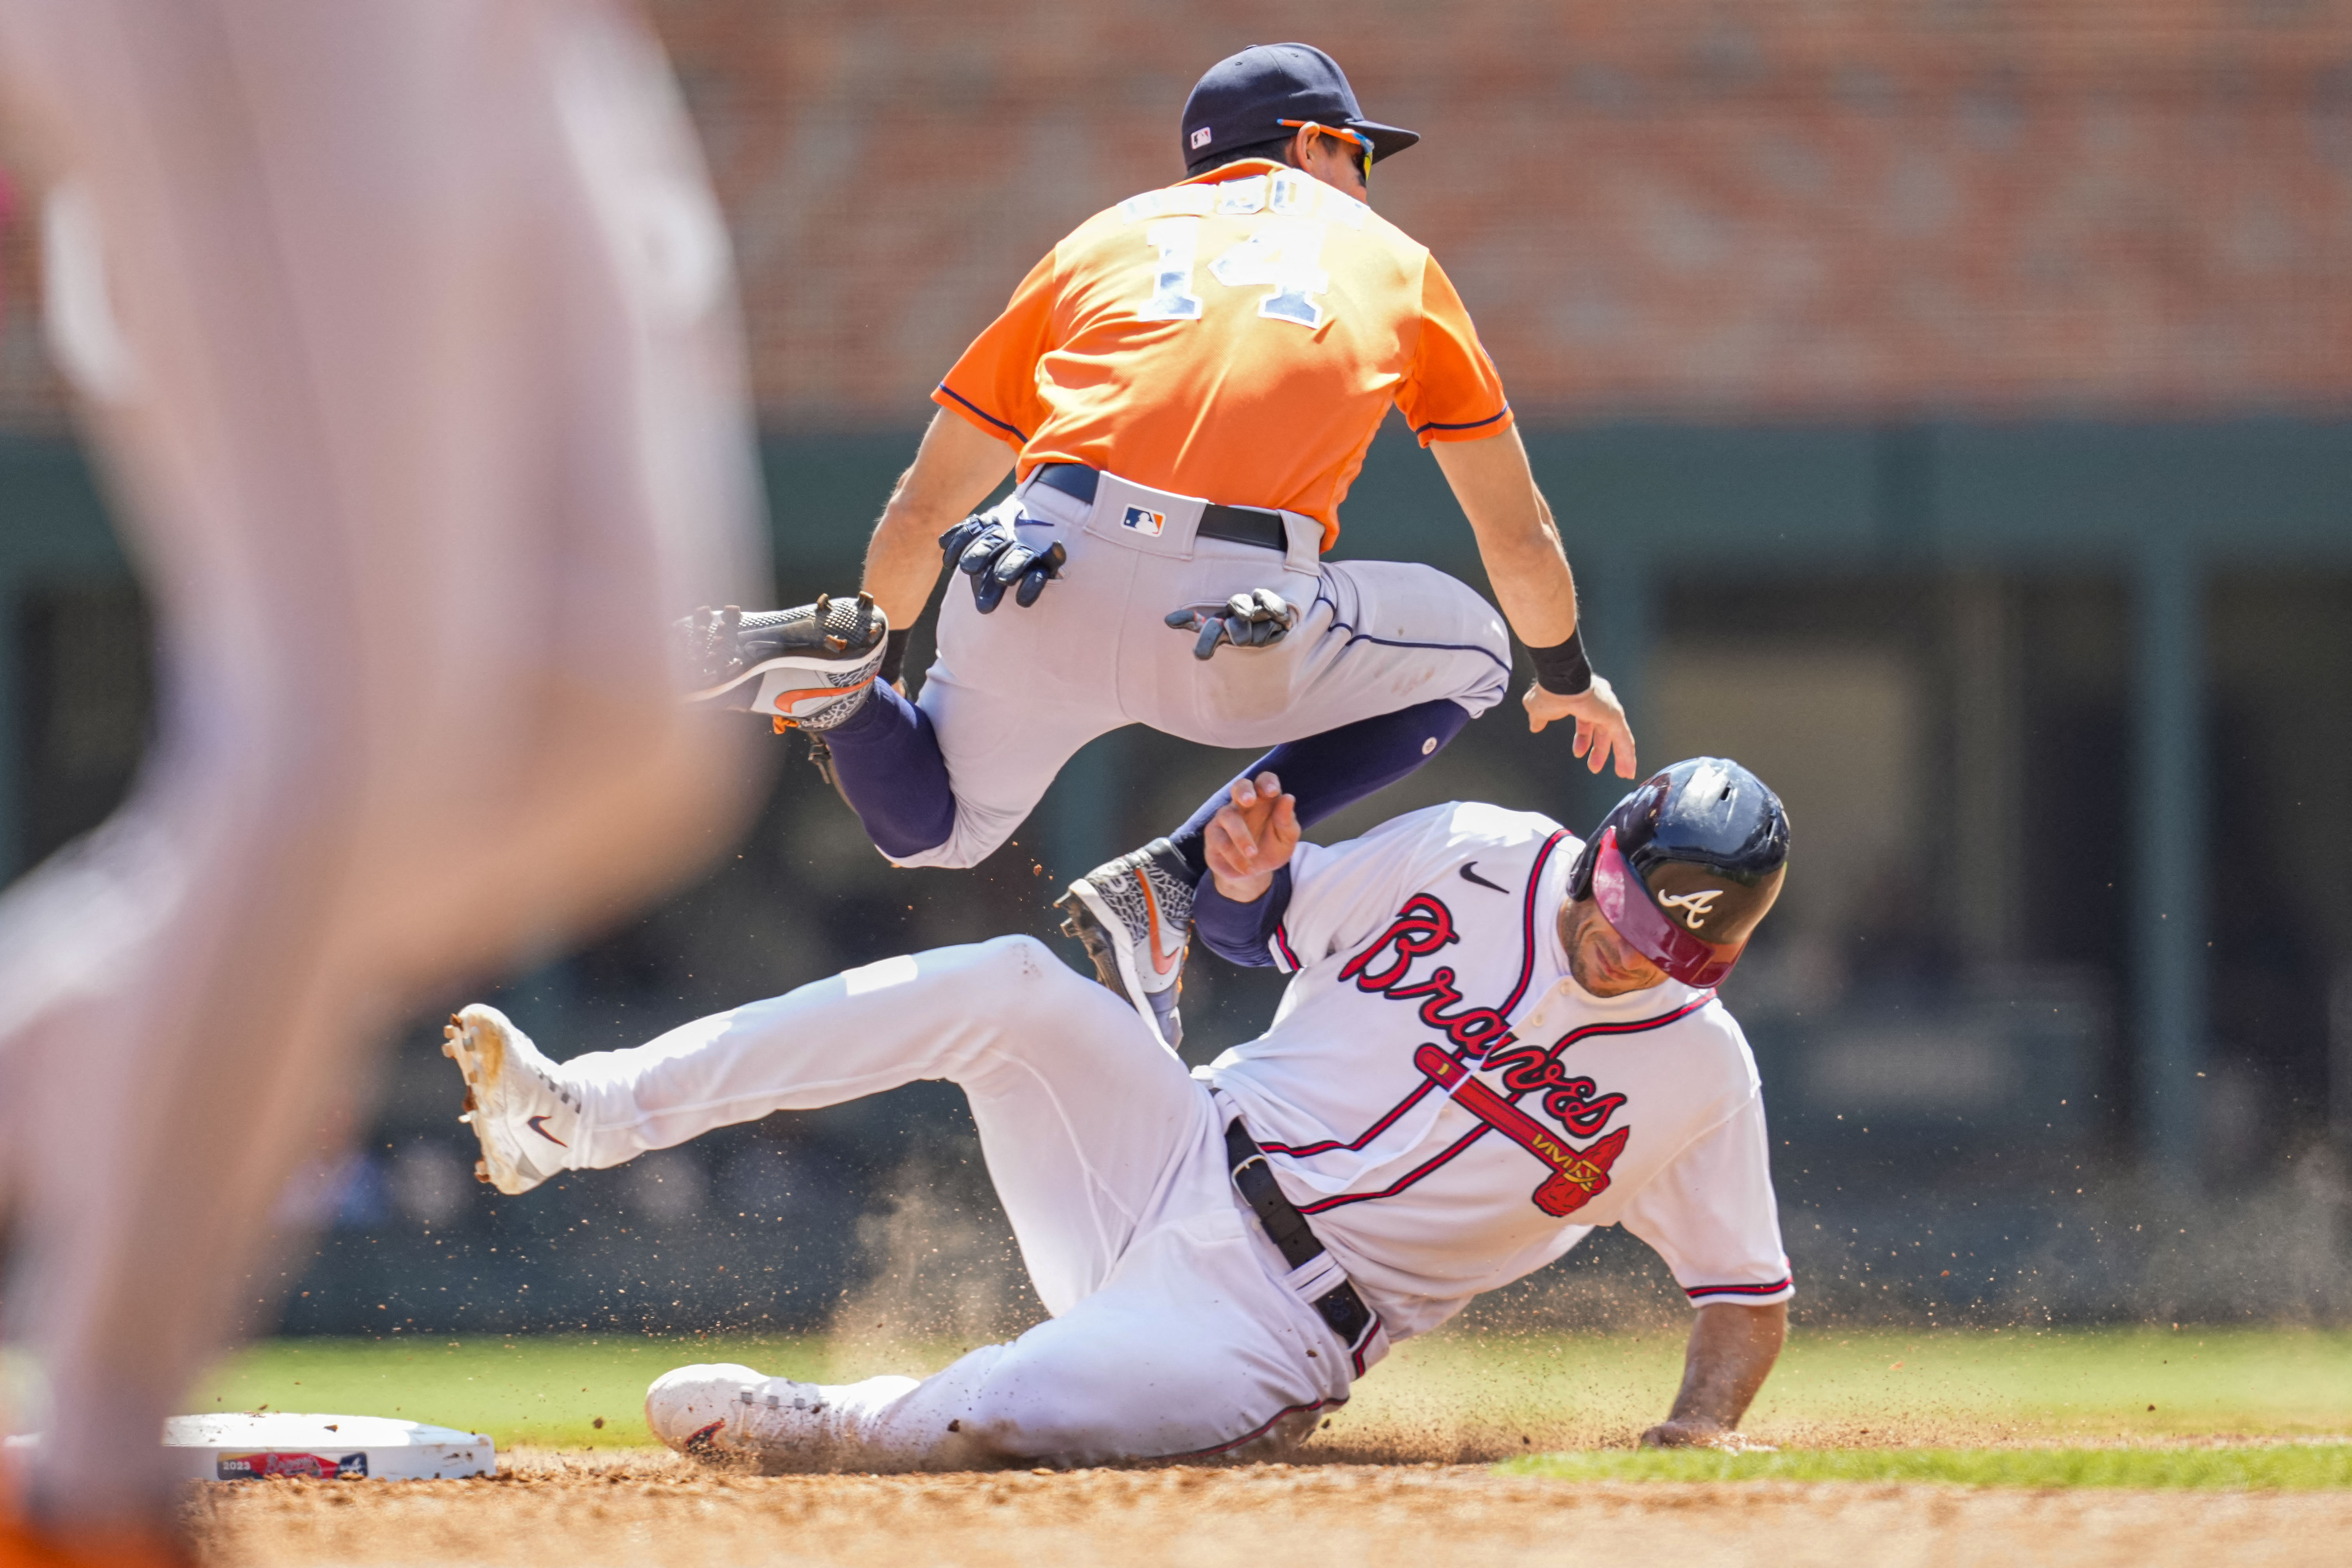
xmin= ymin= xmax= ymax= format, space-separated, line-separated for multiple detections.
xmin=1181 ymin=44 xmax=1420 ymax=175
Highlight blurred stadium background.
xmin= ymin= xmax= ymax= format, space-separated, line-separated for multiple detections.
xmin=3 ymin=0 xmax=2350 ymax=1344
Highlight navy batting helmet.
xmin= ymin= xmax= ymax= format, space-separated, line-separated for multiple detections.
xmin=1566 ymin=757 xmax=1790 ymax=987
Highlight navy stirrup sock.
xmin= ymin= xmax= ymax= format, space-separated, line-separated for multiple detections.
xmin=1166 ymin=698 xmax=1474 ymax=881
xmin=821 ymin=682 xmax=958 ymax=859
xmin=823 ymin=687 xmax=1471 ymax=870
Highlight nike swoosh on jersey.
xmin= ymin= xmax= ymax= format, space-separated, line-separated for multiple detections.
xmin=526 ymin=1114 xmax=568 ymax=1147
xmin=1458 ymin=861 xmax=1510 ymax=894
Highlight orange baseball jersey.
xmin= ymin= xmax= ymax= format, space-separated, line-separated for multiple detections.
xmin=933 ymin=160 xmax=1513 ymax=549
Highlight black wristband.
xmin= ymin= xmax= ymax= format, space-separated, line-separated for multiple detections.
xmin=878 ymin=629 xmax=912 ymax=686
xmin=1528 ymin=626 xmax=1594 ymax=696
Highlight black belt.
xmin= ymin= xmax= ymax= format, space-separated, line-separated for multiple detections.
xmin=1225 ymin=1119 xmax=1378 ymax=1363
xmin=1033 ymin=463 xmax=1290 ymax=553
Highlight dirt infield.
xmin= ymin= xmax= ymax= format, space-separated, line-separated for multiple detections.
xmin=187 ymin=1447 xmax=2352 ymax=1568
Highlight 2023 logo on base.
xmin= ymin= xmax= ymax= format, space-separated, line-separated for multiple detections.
xmin=217 ymin=1451 xmax=369 ymax=1480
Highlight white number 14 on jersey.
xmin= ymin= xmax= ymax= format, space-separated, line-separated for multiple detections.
xmin=1139 ymin=217 xmax=1331 ymax=329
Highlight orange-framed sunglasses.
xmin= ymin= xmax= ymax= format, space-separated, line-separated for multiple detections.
xmin=1276 ymin=119 xmax=1374 ymax=181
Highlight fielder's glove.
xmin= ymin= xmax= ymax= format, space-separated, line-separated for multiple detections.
xmin=1165 ymin=589 xmax=1301 ymax=660
xmin=938 ymin=514 xmax=1066 ymax=614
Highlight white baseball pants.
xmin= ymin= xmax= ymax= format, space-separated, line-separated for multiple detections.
xmin=565 ymin=936 xmax=1360 ymax=1468
xmin=897 ymin=469 xmax=1513 ymax=868
xmin=0 ymin=0 xmax=761 ymax=1527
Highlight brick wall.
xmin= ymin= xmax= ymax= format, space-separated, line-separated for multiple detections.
xmin=6 ymin=1 xmax=2352 ymax=431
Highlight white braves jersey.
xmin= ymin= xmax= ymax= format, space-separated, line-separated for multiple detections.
xmin=1201 ymin=802 xmax=1793 ymax=1342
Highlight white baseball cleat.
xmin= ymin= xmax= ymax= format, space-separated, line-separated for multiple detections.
xmin=441 ymin=1003 xmax=580 ymax=1196
xmin=644 ymin=1362 xmax=886 ymax=1471
xmin=1057 ymin=837 xmax=1193 ymax=1050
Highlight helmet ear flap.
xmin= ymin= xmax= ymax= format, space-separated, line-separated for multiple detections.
xmin=1566 ymin=838 xmax=1598 ymax=901
xmin=1576 ymin=770 xmax=1669 ymax=900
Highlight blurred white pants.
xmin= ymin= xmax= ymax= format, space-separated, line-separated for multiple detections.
xmin=0 ymin=0 xmax=762 ymax=1526
xmin=568 ymin=936 xmax=1357 ymax=1467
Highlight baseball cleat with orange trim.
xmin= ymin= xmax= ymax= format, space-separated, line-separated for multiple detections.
xmin=1057 ymin=838 xmax=1193 ymax=1050
xmin=676 ymin=593 xmax=888 ymax=731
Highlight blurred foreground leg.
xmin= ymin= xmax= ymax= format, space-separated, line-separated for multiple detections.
xmin=0 ymin=0 xmax=764 ymax=1534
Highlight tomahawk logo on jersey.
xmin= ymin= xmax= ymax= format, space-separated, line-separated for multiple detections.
xmin=1200 ymin=801 xmax=1794 ymax=1343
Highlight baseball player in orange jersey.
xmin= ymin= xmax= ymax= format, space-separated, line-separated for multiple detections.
xmin=683 ymin=43 xmax=1636 ymax=1050
xmin=0 ymin=4 xmax=762 ymax=1560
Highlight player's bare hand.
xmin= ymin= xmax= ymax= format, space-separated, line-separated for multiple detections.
xmin=1524 ymin=674 xmax=1636 ymax=778
xmin=1165 ymin=589 xmax=1299 ymax=660
xmin=1204 ymin=771 xmax=1299 ymax=902
xmin=1637 ymin=1422 xmax=1771 ymax=1452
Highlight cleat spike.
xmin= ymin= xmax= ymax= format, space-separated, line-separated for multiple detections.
xmin=474 ymin=1161 xmax=491 ymax=1184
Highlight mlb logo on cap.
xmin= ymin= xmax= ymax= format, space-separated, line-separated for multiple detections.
xmin=1123 ymin=505 xmax=1168 ymax=537
xmin=1190 ymin=127 xmax=1213 ymax=150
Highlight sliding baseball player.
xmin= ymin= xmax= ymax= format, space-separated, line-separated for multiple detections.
xmin=680 ymin=41 xmax=1634 ymax=1050
xmin=445 ymin=758 xmax=1791 ymax=1468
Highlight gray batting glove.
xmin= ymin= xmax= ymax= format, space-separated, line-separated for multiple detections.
xmin=1165 ymin=589 xmax=1300 ymax=660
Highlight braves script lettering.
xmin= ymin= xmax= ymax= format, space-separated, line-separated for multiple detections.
xmin=1382 ymin=968 xmax=1516 ymax=1056
xmin=1481 ymin=1044 xmax=1629 ymax=1137
xmin=1336 ymin=894 xmax=1459 ymax=991
xmin=1338 ymin=890 xmax=1630 ymax=1154
xmin=1337 ymin=897 xmax=1519 ymax=1054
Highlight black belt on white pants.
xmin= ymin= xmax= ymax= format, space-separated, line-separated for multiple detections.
xmin=1225 ymin=1119 xmax=1380 ymax=1369
xmin=1031 ymin=463 xmax=1291 ymax=554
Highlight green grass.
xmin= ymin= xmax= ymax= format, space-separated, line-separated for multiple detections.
xmin=1753 ymin=1324 xmax=2352 ymax=1439
xmin=187 ymin=1333 xmax=840 ymax=1451
xmin=183 ymin=1324 xmax=2352 ymax=1455
xmin=1355 ymin=1323 xmax=2352 ymax=1445
xmin=1506 ymin=1445 xmax=2352 ymax=1489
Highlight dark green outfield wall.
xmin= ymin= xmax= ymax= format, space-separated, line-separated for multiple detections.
xmin=12 ymin=416 xmax=2351 ymax=628
xmin=758 ymin=419 xmax=2352 ymax=579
